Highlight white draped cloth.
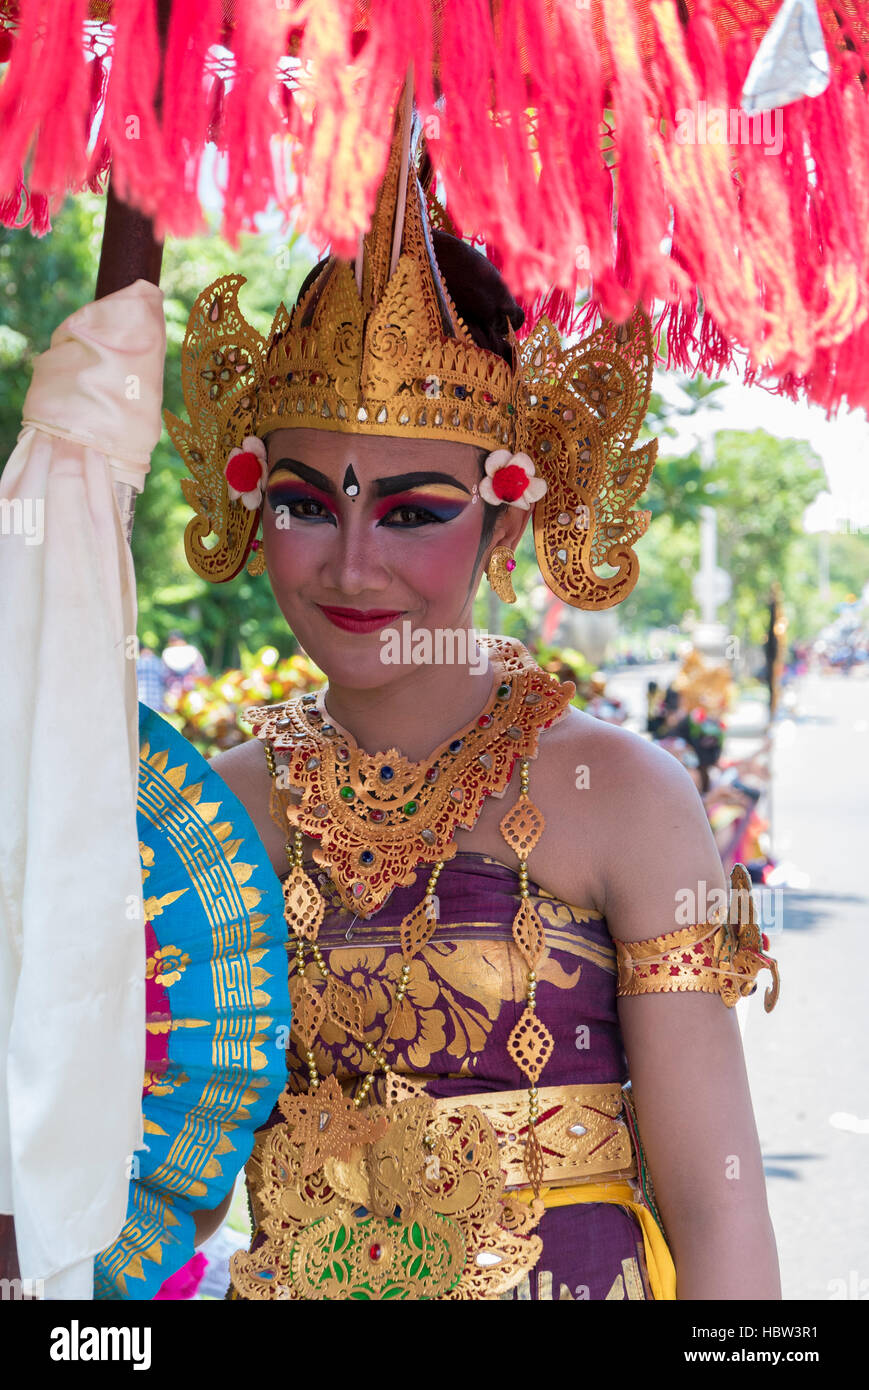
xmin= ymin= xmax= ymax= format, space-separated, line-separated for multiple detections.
xmin=0 ymin=280 xmax=166 ymax=1298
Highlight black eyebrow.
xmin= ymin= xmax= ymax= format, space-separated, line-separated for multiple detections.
xmin=268 ymin=459 xmax=335 ymax=493
xmin=267 ymin=462 xmax=471 ymax=499
xmin=374 ymin=472 xmax=471 ymax=497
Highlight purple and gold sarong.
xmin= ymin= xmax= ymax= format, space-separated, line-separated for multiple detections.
xmin=245 ymin=850 xmax=676 ymax=1301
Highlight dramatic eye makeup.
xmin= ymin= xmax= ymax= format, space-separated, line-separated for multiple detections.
xmin=266 ymin=463 xmax=337 ymax=520
xmin=266 ymin=460 xmax=471 ymax=526
xmin=372 ymin=485 xmax=470 ymax=525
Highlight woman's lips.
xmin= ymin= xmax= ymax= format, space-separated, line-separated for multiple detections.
xmin=317 ymin=605 xmax=405 ymax=633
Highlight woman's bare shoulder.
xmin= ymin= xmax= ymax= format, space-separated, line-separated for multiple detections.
xmin=553 ymin=708 xmax=725 ymax=936
xmin=529 ymin=705 xmax=711 ymax=916
xmin=209 ymin=734 xmax=270 ymax=799
xmin=540 ymin=702 xmax=693 ymax=797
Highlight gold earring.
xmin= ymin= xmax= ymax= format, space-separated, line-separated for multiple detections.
xmin=246 ymin=530 xmax=266 ymax=576
xmin=486 ymin=546 xmax=517 ymax=604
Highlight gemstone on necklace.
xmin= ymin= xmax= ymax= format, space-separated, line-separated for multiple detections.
xmin=321 ymin=724 xmax=335 ymax=735
xmin=449 ymin=787 xmax=464 ymax=802
xmin=276 ymin=717 xmax=292 ymax=729
xmin=368 ymin=1242 xmax=383 ymax=1261
xmin=314 ymin=803 xmax=329 ymax=817
xmin=302 ymin=693 xmax=316 ymax=702
xmin=339 ymin=786 xmax=355 ymax=802
xmin=379 ymin=766 xmax=395 ymax=781
xmin=524 ymin=691 xmax=542 ymax=705
xmin=420 ymin=828 xmax=436 ymax=845
xmin=309 ymin=709 xmax=322 ymax=720
xmin=506 ymin=726 xmax=522 ymax=740
xmin=305 ymin=756 xmax=320 ymax=771
xmin=425 ymin=766 xmax=439 ymax=782
xmin=477 ymin=713 xmax=493 ymax=728
xmin=337 ymin=746 xmax=350 ymax=761
xmin=352 ymin=882 xmax=366 ymax=898
xmin=359 ymin=849 xmax=374 ymax=866
xmin=497 ymin=683 xmax=511 ymax=699
xmin=477 ymin=752 xmax=493 ymax=770
xmin=403 ymin=800 xmax=418 ymax=816
xmin=449 ymin=739 xmax=463 ymax=754
xmin=369 ymin=808 xmax=386 ymax=822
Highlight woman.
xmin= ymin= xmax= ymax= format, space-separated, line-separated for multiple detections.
xmin=169 ymin=108 xmax=781 ymax=1300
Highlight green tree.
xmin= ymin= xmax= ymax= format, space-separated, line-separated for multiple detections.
xmin=0 ymin=194 xmax=106 ymax=454
xmin=712 ymin=429 xmax=826 ymax=646
xmin=139 ymin=221 xmax=313 ymax=666
xmin=1 ymin=195 xmax=317 ymax=669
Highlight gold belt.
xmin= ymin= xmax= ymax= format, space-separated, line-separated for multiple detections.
xmin=431 ymin=1081 xmax=637 ymax=1189
xmin=235 ymin=1078 xmax=642 ymax=1300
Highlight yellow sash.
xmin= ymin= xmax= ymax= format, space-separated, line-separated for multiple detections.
xmin=515 ymin=1179 xmax=677 ymax=1301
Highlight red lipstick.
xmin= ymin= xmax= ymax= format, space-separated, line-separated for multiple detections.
xmin=317 ymin=605 xmax=405 ymax=633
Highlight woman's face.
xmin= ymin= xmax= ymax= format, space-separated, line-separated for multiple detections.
xmin=261 ymin=427 xmax=524 ymax=689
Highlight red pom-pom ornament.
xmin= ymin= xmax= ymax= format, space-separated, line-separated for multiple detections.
xmin=491 ymin=464 xmax=531 ymax=502
xmin=480 ymin=450 xmax=547 ymax=510
xmin=226 ymin=452 xmax=263 ymax=493
xmin=225 ymin=436 xmax=267 ymax=509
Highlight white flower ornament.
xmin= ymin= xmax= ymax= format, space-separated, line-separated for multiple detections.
xmin=479 ymin=450 xmax=548 ymax=510
xmin=225 ymin=436 xmax=268 ymax=509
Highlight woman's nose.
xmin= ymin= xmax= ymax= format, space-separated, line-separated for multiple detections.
xmin=319 ymin=514 xmax=392 ymax=596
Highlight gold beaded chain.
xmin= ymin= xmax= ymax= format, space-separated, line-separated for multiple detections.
xmin=266 ymin=733 xmax=553 ymax=1193
xmin=519 ymin=760 xmax=539 ymax=1135
xmin=500 ymin=755 xmax=552 ymax=1193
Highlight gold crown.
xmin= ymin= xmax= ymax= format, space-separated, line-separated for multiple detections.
xmin=165 ymin=85 xmax=658 ymax=608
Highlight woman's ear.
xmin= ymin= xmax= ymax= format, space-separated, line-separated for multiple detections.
xmin=491 ymin=501 xmax=532 ymax=555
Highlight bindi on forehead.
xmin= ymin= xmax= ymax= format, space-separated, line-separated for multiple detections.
xmin=267 ymin=458 xmax=472 ymax=500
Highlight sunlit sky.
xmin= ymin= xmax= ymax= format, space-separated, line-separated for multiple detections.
xmin=654 ymin=369 xmax=869 ymax=535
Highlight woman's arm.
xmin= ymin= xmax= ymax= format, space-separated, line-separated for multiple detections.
xmin=192 ymin=1191 xmax=234 ymax=1248
xmin=599 ymin=733 xmax=781 ymax=1300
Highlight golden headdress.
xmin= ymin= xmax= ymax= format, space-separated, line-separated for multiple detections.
xmin=165 ymin=83 xmax=658 ymax=609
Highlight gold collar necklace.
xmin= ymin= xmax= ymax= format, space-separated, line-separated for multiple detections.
xmin=246 ymin=636 xmax=574 ymax=919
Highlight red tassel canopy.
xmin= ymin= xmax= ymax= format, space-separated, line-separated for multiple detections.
xmin=1 ymin=0 xmax=868 ymax=415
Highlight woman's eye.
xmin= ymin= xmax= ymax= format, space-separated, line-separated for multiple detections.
xmin=381 ymin=505 xmax=447 ymax=527
xmin=267 ymin=492 xmax=334 ymax=523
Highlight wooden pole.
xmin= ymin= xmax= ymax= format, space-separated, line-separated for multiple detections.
xmin=94 ymin=0 xmax=173 ymax=301
xmin=93 ymin=0 xmax=174 ymax=540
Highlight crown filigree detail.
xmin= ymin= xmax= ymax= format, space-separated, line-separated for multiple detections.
xmin=165 ymin=86 xmax=659 ymax=606
xmin=517 ymin=310 xmax=658 ymax=610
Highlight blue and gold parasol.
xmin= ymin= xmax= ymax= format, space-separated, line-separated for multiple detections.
xmin=94 ymin=703 xmax=290 ymax=1300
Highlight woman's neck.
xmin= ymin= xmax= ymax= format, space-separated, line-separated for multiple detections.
xmin=319 ymin=644 xmax=500 ymax=762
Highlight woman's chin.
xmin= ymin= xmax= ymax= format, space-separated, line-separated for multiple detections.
xmin=313 ymin=652 xmax=420 ymax=691
xmin=286 ymin=622 xmax=415 ymax=690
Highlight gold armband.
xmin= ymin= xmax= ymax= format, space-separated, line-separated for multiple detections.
xmin=615 ymin=864 xmax=780 ymax=1011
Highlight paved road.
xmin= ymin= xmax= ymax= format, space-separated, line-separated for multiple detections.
xmin=738 ymin=671 xmax=869 ymax=1301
